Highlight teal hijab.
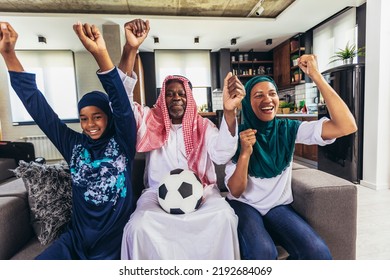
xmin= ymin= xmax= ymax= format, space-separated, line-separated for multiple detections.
xmin=232 ymin=76 xmax=301 ymax=178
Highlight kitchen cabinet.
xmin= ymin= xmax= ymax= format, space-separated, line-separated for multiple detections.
xmin=273 ymin=40 xmax=290 ymax=88
xmin=273 ymin=33 xmax=306 ymax=88
xmin=277 ymin=115 xmax=318 ymax=162
xmin=231 ymin=49 xmax=273 ymax=85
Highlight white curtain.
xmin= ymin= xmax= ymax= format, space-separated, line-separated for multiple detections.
xmin=313 ymin=8 xmax=357 ymax=72
xmin=155 ymin=50 xmax=211 ymax=87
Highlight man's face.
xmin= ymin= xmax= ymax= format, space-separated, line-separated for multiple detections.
xmin=165 ymin=80 xmax=187 ymax=124
xmin=250 ymin=81 xmax=279 ymax=122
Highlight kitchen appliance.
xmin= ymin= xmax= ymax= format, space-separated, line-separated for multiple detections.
xmin=318 ymin=63 xmax=364 ymax=183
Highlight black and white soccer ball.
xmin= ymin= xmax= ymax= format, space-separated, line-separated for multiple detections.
xmin=157 ymin=169 xmax=204 ymax=214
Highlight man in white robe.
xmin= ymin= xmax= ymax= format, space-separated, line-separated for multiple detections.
xmin=118 ymin=19 xmax=245 ymax=259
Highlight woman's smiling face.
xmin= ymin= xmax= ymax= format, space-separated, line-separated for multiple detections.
xmin=250 ymin=81 xmax=279 ymax=122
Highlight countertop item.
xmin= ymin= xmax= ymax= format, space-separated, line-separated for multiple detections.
xmin=277 ymin=113 xmax=318 ymax=118
xmin=199 ymin=112 xmax=216 ymax=117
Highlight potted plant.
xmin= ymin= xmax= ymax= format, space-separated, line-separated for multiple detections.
xmin=279 ymin=101 xmax=294 ymax=114
xmin=293 ymin=70 xmax=302 ymax=82
xmin=329 ymin=42 xmax=365 ymax=64
xmin=291 ymin=54 xmax=299 ymax=66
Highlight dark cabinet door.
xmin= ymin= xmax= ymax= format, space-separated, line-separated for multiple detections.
xmin=273 ymin=41 xmax=290 ymax=88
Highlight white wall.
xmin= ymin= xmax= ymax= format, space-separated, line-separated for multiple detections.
xmin=360 ymin=0 xmax=390 ymax=190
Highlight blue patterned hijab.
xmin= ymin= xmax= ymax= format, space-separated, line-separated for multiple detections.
xmin=232 ymin=76 xmax=301 ymax=178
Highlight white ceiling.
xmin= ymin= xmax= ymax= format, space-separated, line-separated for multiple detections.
xmin=1 ymin=0 xmax=366 ymax=53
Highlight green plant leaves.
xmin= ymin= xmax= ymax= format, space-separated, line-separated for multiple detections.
xmin=329 ymin=42 xmax=365 ymax=64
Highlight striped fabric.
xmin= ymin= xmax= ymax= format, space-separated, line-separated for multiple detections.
xmin=136 ymin=75 xmax=211 ymax=185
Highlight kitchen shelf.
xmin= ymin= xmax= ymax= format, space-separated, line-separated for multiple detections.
xmin=290 ymin=47 xmax=305 ymax=54
xmin=231 ymin=49 xmax=273 ymax=84
xmin=290 ymin=34 xmax=305 ymax=84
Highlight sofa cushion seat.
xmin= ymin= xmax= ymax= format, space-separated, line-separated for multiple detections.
xmin=10 ymin=237 xmax=51 ymax=260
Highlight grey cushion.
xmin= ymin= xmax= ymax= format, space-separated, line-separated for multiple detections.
xmin=13 ymin=161 xmax=72 ymax=245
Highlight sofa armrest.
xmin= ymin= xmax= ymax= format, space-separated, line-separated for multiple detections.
xmin=291 ymin=168 xmax=357 ymax=260
xmin=0 ymin=196 xmax=34 ymax=259
xmin=0 ymin=158 xmax=17 ymax=183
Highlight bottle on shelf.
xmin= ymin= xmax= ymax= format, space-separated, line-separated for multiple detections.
xmin=230 ymin=49 xmax=273 ymax=84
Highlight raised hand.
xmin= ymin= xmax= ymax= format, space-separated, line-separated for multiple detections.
xmin=73 ymin=22 xmax=113 ymax=72
xmin=0 ymin=22 xmax=23 ymax=72
xmin=124 ymin=19 xmax=150 ymax=49
xmin=0 ymin=22 xmax=18 ymax=55
xmin=297 ymin=54 xmax=320 ymax=79
xmin=73 ymin=22 xmax=107 ymax=56
xmin=223 ymin=72 xmax=245 ymax=112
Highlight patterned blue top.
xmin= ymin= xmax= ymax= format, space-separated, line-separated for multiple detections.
xmin=10 ymin=69 xmax=136 ymax=259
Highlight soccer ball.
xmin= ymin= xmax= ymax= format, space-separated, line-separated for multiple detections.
xmin=157 ymin=169 xmax=204 ymax=214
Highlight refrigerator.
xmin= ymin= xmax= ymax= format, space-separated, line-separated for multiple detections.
xmin=317 ymin=63 xmax=364 ymax=184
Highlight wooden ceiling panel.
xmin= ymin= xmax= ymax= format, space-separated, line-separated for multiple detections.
xmin=0 ymin=0 xmax=129 ymax=14
xmin=0 ymin=0 xmax=294 ymax=18
xmin=262 ymin=0 xmax=296 ymax=18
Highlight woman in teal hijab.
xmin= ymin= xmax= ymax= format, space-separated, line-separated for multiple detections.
xmin=225 ymin=54 xmax=357 ymax=260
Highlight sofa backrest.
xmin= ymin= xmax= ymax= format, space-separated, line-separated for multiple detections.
xmin=0 ymin=141 xmax=35 ymax=164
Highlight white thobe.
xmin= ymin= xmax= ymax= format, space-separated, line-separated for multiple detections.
xmin=120 ymin=71 xmax=240 ymax=260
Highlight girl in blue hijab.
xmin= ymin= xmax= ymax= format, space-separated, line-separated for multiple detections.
xmin=1 ymin=21 xmax=137 ymax=259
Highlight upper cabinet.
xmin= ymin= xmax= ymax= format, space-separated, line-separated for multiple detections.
xmin=273 ymin=33 xmax=306 ymax=89
xmin=230 ymin=49 xmax=273 ymax=84
xmin=273 ymin=40 xmax=290 ymax=88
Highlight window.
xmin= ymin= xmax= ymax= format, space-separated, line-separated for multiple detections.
xmin=313 ymin=8 xmax=357 ymax=72
xmin=155 ymin=50 xmax=211 ymax=111
xmin=8 ymin=50 xmax=79 ymax=125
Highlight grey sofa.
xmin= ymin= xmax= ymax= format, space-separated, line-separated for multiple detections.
xmin=0 ymin=155 xmax=357 ymax=260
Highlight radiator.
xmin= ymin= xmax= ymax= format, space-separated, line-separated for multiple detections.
xmin=21 ymin=135 xmax=63 ymax=161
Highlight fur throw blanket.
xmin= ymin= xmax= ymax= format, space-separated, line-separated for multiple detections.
xmin=13 ymin=160 xmax=72 ymax=245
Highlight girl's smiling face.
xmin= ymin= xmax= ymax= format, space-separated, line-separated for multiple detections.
xmin=79 ymin=106 xmax=108 ymax=140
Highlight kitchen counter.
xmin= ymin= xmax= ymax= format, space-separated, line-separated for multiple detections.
xmin=277 ymin=113 xmax=318 ymax=118
xmin=199 ymin=112 xmax=216 ymax=117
